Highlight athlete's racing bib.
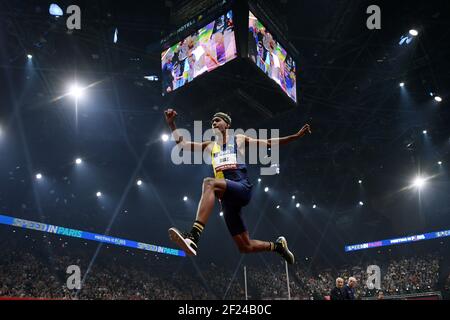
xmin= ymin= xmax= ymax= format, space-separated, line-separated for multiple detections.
xmin=211 ymin=140 xmax=238 ymax=179
xmin=213 ymin=151 xmax=238 ymax=172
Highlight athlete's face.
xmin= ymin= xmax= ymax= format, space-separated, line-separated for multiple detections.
xmin=211 ymin=117 xmax=229 ymax=134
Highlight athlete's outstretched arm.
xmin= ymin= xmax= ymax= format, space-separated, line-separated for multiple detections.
xmin=237 ymin=124 xmax=311 ymax=147
xmin=164 ymin=109 xmax=211 ymax=152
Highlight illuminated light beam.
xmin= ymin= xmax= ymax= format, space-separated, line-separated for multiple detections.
xmin=397 ymin=173 xmax=439 ymax=193
xmin=413 ymin=176 xmax=426 ymax=188
xmin=68 ymin=83 xmax=85 ymax=98
xmin=50 ymin=80 xmax=104 ymax=104
xmin=0 ymin=214 xmax=185 ymax=257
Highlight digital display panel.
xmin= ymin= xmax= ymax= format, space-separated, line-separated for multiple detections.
xmin=161 ymin=10 xmax=237 ymax=93
xmin=248 ymin=11 xmax=297 ymax=102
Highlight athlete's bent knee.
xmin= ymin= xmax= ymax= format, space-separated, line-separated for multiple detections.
xmin=238 ymin=244 xmax=252 ymax=254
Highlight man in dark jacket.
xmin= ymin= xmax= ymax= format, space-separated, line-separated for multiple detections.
xmin=343 ymin=277 xmax=357 ymax=300
xmin=330 ymin=277 xmax=345 ymax=300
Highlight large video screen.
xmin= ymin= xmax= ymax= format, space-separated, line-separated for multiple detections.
xmin=161 ymin=10 xmax=237 ymax=94
xmin=248 ymin=11 xmax=297 ymax=102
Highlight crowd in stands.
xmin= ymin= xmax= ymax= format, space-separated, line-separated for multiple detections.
xmin=0 ymin=235 xmax=445 ymax=300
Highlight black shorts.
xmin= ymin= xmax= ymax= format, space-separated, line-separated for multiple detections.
xmin=221 ymin=179 xmax=252 ymax=237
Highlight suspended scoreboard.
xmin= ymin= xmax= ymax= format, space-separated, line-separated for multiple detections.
xmin=160 ymin=0 xmax=299 ymax=121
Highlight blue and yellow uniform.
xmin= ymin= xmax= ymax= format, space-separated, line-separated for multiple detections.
xmin=211 ymin=135 xmax=253 ymax=236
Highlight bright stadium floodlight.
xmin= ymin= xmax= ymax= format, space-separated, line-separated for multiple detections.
xmin=68 ymin=83 xmax=85 ymax=99
xmin=49 ymin=4 xmax=63 ymax=17
xmin=144 ymin=75 xmax=159 ymax=81
xmin=358 ymin=180 xmax=362 ymax=184
xmin=264 ymin=187 xmax=269 ymax=193
xmin=96 ymin=191 xmax=102 ymax=198
xmin=399 ymin=34 xmax=415 ymax=46
xmin=409 ymin=29 xmax=419 ymax=36
xmin=413 ymin=177 xmax=426 ymax=189
xmin=423 ymin=130 xmax=427 ymax=135
xmin=137 ymin=180 xmax=143 ymax=186
xmin=313 ymin=204 xmax=317 ymax=209
xmin=296 ymin=203 xmax=300 ymax=208
xmin=438 ymin=161 xmax=442 ymax=165
xmin=183 ymin=196 xmax=188 ymax=201
xmin=27 ymin=54 xmax=33 ymax=59
xmin=359 ymin=201 xmax=364 ymax=206
xmin=75 ymin=158 xmax=82 ymax=165
xmin=276 ymin=205 xmax=280 ymax=209
xmin=399 ymin=36 xmax=408 ymax=46
xmin=399 ymin=82 xmax=405 ymax=87
xmin=113 ymin=28 xmax=118 ymax=44
xmin=434 ymin=96 xmax=442 ymax=102
xmin=258 ymin=178 xmax=261 ymax=183
xmin=219 ymin=211 xmax=223 ymax=217
xmin=161 ymin=134 xmax=169 ymax=142
xmin=292 ymin=195 xmax=296 ymax=199
xmin=36 ymin=173 xmax=42 ymax=180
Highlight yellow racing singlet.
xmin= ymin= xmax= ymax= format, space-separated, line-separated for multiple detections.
xmin=211 ymin=139 xmax=238 ymax=180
